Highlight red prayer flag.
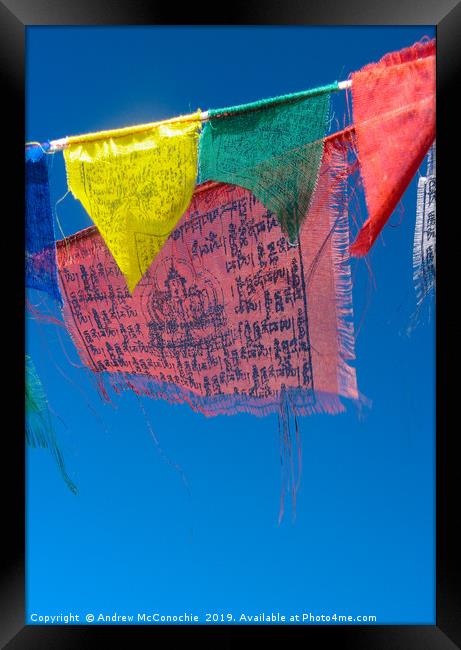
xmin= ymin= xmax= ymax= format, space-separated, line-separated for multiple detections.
xmin=349 ymin=38 xmax=436 ymax=256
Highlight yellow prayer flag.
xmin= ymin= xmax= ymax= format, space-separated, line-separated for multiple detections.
xmin=64 ymin=115 xmax=201 ymax=292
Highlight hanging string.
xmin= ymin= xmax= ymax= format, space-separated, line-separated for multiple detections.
xmin=25 ymin=80 xmax=352 ymax=153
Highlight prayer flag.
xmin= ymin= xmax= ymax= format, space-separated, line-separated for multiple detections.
xmin=26 ymin=144 xmax=62 ymax=304
xmin=26 ymin=355 xmax=77 ymax=494
xmin=199 ymin=85 xmax=336 ymax=244
xmin=414 ymin=142 xmax=436 ymax=306
xmin=349 ymin=39 xmax=436 ymax=256
xmin=64 ymin=115 xmax=202 ymax=292
xmin=57 ymin=131 xmax=358 ymax=418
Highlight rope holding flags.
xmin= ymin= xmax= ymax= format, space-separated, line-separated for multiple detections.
xmin=26 ymin=38 xmax=436 ymax=292
xmin=25 ymin=36 xmax=436 ymax=519
xmin=25 ymin=37 xmax=437 ymax=406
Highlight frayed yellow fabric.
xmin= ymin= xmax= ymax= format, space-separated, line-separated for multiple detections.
xmin=64 ymin=114 xmax=202 ymax=292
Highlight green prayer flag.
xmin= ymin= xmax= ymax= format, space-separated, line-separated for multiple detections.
xmin=26 ymin=355 xmax=77 ymax=494
xmin=199 ymin=83 xmax=337 ymax=243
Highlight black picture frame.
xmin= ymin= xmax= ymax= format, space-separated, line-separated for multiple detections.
xmin=2 ymin=2 xmax=459 ymax=647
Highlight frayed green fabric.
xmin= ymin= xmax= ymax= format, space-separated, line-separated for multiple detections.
xmin=26 ymin=355 xmax=77 ymax=494
xmin=199 ymin=83 xmax=337 ymax=243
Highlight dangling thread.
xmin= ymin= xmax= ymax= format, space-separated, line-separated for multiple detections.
xmin=278 ymin=385 xmax=302 ymax=524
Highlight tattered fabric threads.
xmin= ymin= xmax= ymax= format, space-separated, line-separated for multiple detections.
xmin=25 ymin=355 xmax=77 ymax=494
xmin=57 ymin=130 xmax=358 ymax=419
xmin=414 ymin=142 xmax=436 ymax=306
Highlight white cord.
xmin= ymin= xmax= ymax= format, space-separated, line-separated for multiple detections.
xmin=47 ymin=79 xmax=353 ymax=152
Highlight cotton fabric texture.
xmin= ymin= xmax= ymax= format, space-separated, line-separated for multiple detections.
xmin=349 ymin=39 xmax=436 ymax=256
xmin=26 ymin=145 xmax=62 ymax=304
xmin=199 ymin=85 xmax=336 ymax=245
xmin=64 ymin=115 xmax=202 ymax=292
xmin=57 ymin=130 xmax=358 ymax=418
xmin=414 ymin=142 xmax=436 ymax=306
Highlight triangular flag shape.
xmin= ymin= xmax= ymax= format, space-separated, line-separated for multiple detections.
xmin=349 ymin=39 xmax=435 ymax=256
xmin=199 ymin=85 xmax=336 ymax=244
xmin=64 ymin=115 xmax=202 ymax=292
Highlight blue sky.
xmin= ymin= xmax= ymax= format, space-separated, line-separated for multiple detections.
xmin=26 ymin=26 xmax=435 ymax=625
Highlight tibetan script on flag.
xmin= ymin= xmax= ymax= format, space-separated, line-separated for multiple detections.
xmin=57 ymin=135 xmax=358 ymax=418
xmin=414 ymin=142 xmax=436 ymax=306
